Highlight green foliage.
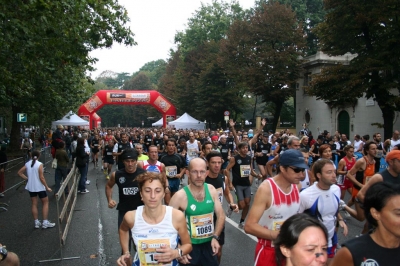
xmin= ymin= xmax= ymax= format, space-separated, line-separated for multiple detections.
xmin=256 ymin=0 xmax=325 ymax=55
xmin=220 ymin=2 xmax=305 ymax=131
xmin=0 ymin=0 xmax=135 ymax=149
xmin=309 ymin=0 xmax=400 ymax=139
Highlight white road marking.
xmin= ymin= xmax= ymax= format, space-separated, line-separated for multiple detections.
xmin=225 ymin=217 xmax=258 ymax=242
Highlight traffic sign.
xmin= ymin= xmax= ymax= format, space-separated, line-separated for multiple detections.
xmin=224 ymin=110 xmax=230 ymax=116
xmin=17 ymin=113 xmax=27 ymax=122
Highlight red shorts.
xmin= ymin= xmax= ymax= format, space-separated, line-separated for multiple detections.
xmin=255 ymin=240 xmax=284 ymax=266
xmin=337 ymin=177 xmax=354 ymax=190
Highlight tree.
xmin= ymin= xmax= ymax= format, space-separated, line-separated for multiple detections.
xmin=308 ymin=0 xmax=400 ymax=139
xmin=220 ymin=2 xmax=305 ymax=131
xmin=256 ymin=0 xmax=325 ymax=55
xmin=0 ymin=0 xmax=135 ymax=149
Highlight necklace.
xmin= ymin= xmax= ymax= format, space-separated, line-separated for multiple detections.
xmin=188 ymin=186 xmax=205 ymax=202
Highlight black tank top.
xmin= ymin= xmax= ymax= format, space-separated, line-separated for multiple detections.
xmin=115 ymin=167 xmax=145 ymax=212
xmin=232 ymin=154 xmax=251 ymax=187
xmin=104 ymin=145 xmax=114 ymax=159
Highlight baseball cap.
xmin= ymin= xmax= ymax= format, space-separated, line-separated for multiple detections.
xmin=211 ymin=136 xmax=219 ymax=141
xmin=280 ymin=149 xmax=309 ymax=169
xmin=262 ymin=132 xmax=269 ymax=137
xmin=248 ymin=134 xmax=254 ymax=137
xmin=386 ymin=150 xmax=400 ymax=162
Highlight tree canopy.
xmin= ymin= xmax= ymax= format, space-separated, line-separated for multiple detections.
xmin=0 ymin=0 xmax=135 ymax=148
xmin=307 ymin=0 xmax=400 ymax=139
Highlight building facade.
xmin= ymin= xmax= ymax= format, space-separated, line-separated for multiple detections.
xmin=296 ymin=51 xmax=400 ymax=140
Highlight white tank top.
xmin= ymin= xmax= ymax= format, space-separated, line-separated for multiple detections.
xmin=132 ymin=206 xmax=179 ymax=266
xmin=300 ymin=170 xmax=311 ymax=190
xmin=258 ymin=178 xmax=300 ymax=247
xmin=390 ymin=139 xmax=400 ymax=151
xmin=186 ymin=140 xmax=199 ymax=162
xmin=25 ymin=160 xmax=45 ymax=192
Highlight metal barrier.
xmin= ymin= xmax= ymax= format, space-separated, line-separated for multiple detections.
xmin=39 ymin=160 xmax=80 ymax=263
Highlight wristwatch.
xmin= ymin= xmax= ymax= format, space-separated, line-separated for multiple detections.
xmin=177 ymin=248 xmax=183 ymax=258
xmin=0 ymin=246 xmax=8 ymax=261
xmin=213 ymin=234 xmax=220 ymax=241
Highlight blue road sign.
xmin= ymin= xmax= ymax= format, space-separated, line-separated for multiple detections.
xmin=17 ymin=113 xmax=27 ymax=122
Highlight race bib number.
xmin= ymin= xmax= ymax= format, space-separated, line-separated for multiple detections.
xmin=94 ymin=144 xmax=98 ymax=147
xmin=188 ymin=148 xmax=197 ymax=157
xmin=165 ymin=166 xmax=177 ymax=177
xmin=240 ymin=165 xmax=251 ymax=177
xmin=123 ymin=187 xmax=139 ymax=195
xmin=216 ymin=187 xmax=223 ymax=203
xmin=262 ymin=150 xmax=268 ymax=154
xmin=190 ymin=212 xmax=214 ymax=239
xmin=221 ymin=149 xmax=228 ymax=153
xmin=376 ymin=150 xmax=383 ymax=158
xmin=137 ymin=239 xmax=171 ymax=266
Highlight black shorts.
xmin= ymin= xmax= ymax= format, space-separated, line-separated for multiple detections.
xmin=104 ymin=157 xmax=114 ymax=165
xmin=29 ymin=191 xmax=47 ymax=198
xmin=187 ymin=241 xmax=219 ymax=266
xmin=91 ymin=149 xmax=99 ymax=154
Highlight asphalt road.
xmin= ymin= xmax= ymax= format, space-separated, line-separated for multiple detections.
xmin=0 ymin=156 xmax=364 ymax=266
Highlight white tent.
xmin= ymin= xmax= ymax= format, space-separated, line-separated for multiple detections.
xmin=168 ymin=113 xmax=205 ymax=130
xmin=52 ymin=111 xmax=89 ymax=127
xmin=152 ymin=118 xmax=163 ymax=127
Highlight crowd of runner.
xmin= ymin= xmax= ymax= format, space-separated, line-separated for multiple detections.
xmin=2 ymin=121 xmax=400 ymax=265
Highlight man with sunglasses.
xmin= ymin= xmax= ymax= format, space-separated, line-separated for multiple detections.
xmin=244 ymin=149 xmax=307 ymax=266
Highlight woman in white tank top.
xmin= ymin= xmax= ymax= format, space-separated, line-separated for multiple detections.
xmin=17 ymin=150 xmax=55 ymax=229
xmin=117 ymin=172 xmax=192 ymax=266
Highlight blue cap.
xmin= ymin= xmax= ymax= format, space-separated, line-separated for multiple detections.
xmin=280 ymin=149 xmax=309 ymax=169
xmin=248 ymin=134 xmax=253 ymax=137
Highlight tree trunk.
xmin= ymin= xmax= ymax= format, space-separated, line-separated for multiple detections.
xmin=10 ymin=105 xmax=22 ymax=153
xmin=272 ymin=99 xmax=285 ymax=132
xmin=380 ymin=104 xmax=394 ymax=141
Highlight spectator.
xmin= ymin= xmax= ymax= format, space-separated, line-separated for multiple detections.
xmin=75 ymin=138 xmax=89 ymax=193
xmin=17 ymin=150 xmax=55 ymax=229
xmin=54 ymin=141 xmax=70 ymax=194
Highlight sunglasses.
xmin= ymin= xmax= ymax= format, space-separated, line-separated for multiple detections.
xmin=289 ymin=166 xmax=305 ymax=173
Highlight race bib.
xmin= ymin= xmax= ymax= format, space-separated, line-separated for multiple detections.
xmin=216 ymin=187 xmax=223 ymax=203
xmin=165 ymin=166 xmax=177 ymax=177
xmin=271 ymin=220 xmax=284 ymax=247
xmin=262 ymin=150 xmax=268 ymax=154
xmin=107 ymin=152 xmax=112 ymax=155
xmin=376 ymin=150 xmax=383 ymax=158
xmin=221 ymin=149 xmax=228 ymax=153
xmin=94 ymin=144 xmax=98 ymax=147
xmin=137 ymin=239 xmax=171 ymax=266
xmin=188 ymin=148 xmax=197 ymax=157
xmin=240 ymin=165 xmax=251 ymax=177
xmin=190 ymin=212 xmax=214 ymax=239
xmin=123 ymin=187 xmax=139 ymax=195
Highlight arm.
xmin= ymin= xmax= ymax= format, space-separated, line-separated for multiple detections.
xmin=330 ymin=247 xmax=354 ymax=266
xmin=17 ymin=166 xmax=27 ymax=180
xmin=337 ymin=213 xmax=348 ymax=236
xmin=38 ymin=164 xmax=51 ymax=191
xmin=337 ymin=159 xmax=347 ymax=176
xmin=224 ymin=157 xmax=236 ymax=190
xmin=244 ymin=182 xmax=277 ymax=239
xmin=266 ymin=155 xmax=279 ymax=177
xmin=357 ymin=174 xmax=383 ymax=203
xmin=209 ymin=184 xmax=225 ymax=255
xmin=117 ymin=211 xmax=135 ymax=266
xmin=229 ymin=119 xmax=239 ymax=147
xmin=223 ymin=176 xmax=238 ymax=212
xmin=169 ymin=189 xmax=187 ymax=211
xmin=105 ymin=172 xmax=117 ymax=208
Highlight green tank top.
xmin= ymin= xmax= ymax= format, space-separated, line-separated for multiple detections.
xmin=183 ymin=183 xmax=215 ymax=244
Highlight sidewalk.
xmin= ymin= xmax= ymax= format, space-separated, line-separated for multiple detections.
xmin=0 ymin=159 xmax=115 ymax=265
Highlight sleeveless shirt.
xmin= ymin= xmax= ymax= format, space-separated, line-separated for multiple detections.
xmin=183 ymin=184 xmax=215 ymax=244
xmin=25 ymin=160 xmax=45 ymax=192
xmin=380 ymin=169 xmax=400 ymax=185
xmin=232 ymin=154 xmax=251 ymax=187
xmin=257 ymin=178 xmax=300 ymax=247
xmin=115 ymin=167 xmax=146 ymax=212
xmin=132 ymin=206 xmax=179 ymax=266
xmin=142 ymin=160 xmax=162 ymax=173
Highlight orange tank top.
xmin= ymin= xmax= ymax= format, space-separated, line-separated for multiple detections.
xmin=363 ymin=156 xmax=375 ymax=184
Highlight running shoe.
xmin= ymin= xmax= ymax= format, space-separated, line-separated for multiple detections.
xmin=42 ymin=220 xmax=55 ymax=229
xmin=106 ymin=175 xmax=110 ymax=180
xmin=86 ymin=180 xmax=90 ymax=185
xmin=0 ymin=193 xmax=4 ymax=198
xmin=226 ymin=208 xmax=233 ymax=218
xmin=238 ymin=221 xmax=244 ymax=229
xmin=80 ymin=189 xmax=89 ymax=194
xmin=34 ymin=220 xmax=41 ymax=229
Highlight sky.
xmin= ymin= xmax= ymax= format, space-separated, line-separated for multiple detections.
xmin=89 ymin=0 xmax=256 ymax=79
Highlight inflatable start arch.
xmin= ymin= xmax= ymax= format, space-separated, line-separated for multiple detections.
xmin=78 ymin=90 xmax=176 ymax=128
